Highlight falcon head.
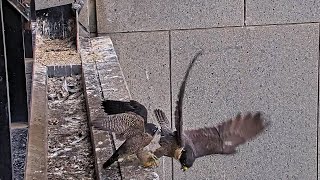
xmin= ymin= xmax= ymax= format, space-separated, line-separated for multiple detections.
xmin=145 ymin=123 xmax=159 ymax=136
xmin=179 ymin=144 xmax=195 ymax=171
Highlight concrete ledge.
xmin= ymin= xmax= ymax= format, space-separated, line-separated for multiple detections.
xmin=82 ymin=62 xmax=121 ymax=180
xmin=80 ymin=36 xmax=158 ymax=179
xmin=25 ymin=63 xmax=48 ymax=180
xmin=80 ymin=37 xmax=121 ymax=180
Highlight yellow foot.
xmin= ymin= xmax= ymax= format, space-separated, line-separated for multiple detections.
xmin=142 ymin=152 xmax=159 ymax=168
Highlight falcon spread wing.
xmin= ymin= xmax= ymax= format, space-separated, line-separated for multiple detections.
xmin=174 ymin=51 xmax=203 ymax=147
xmin=152 ymin=51 xmax=203 ymax=159
xmin=154 ymin=109 xmax=269 ymax=170
xmin=185 ymin=112 xmax=267 ymax=158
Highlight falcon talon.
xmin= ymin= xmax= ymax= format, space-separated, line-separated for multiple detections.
xmin=142 ymin=159 xmax=159 ymax=168
xmin=145 ymin=152 xmax=160 ymax=167
xmin=149 ymin=153 xmax=159 ymax=160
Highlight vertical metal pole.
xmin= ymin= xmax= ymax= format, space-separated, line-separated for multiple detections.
xmin=0 ymin=0 xmax=13 ymax=179
xmin=30 ymin=0 xmax=36 ymax=58
xmin=3 ymin=0 xmax=28 ymax=123
xmin=24 ymin=0 xmax=35 ymax=58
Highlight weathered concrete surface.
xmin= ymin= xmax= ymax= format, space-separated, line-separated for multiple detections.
xmin=110 ymin=31 xmax=172 ymax=179
xmin=82 ymin=64 xmax=122 ymax=180
xmin=26 ymin=74 xmax=32 ymax=106
xmin=25 ymin=58 xmax=33 ymax=74
xmin=81 ymin=38 xmax=121 ymax=180
xmin=78 ymin=0 xmax=90 ymax=31
xmin=88 ymin=0 xmax=97 ymax=33
xmin=96 ymin=0 xmax=243 ymax=33
xmin=246 ymin=0 xmax=320 ymax=25
xmin=81 ymin=36 xmax=161 ymax=179
xmin=91 ymin=37 xmax=131 ymax=101
xmin=12 ymin=128 xmax=28 ymax=180
xmin=35 ymin=0 xmax=73 ymax=10
xmin=170 ymin=23 xmax=318 ymax=179
xmin=25 ymin=63 xmax=48 ymax=180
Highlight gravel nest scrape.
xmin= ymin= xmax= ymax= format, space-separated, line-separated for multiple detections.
xmin=35 ymin=35 xmax=81 ymax=65
xmin=47 ymin=75 xmax=94 ymax=180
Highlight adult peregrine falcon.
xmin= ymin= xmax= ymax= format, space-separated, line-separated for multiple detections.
xmin=153 ymin=51 xmax=268 ymax=171
xmin=92 ymin=100 xmax=159 ymax=168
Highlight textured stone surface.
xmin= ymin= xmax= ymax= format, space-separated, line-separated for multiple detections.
xmin=81 ymin=36 xmax=161 ymax=179
xmin=78 ymin=0 xmax=90 ymax=31
xmin=246 ymin=0 xmax=320 ymax=25
xmin=109 ymin=31 xmax=172 ymax=179
xmin=82 ymin=59 xmax=121 ymax=180
xmin=35 ymin=0 xmax=73 ymax=10
xmin=96 ymin=0 xmax=243 ymax=33
xmin=88 ymin=0 xmax=97 ymax=33
xmin=25 ymin=59 xmax=33 ymax=74
xmin=170 ymin=24 xmax=318 ymax=179
xmin=26 ymin=74 xmax=32 ymax=106
xmin=25 ymin=63 xmax=48 ymax=180
xmin=12 ymin=128 xmax=28 ymax=180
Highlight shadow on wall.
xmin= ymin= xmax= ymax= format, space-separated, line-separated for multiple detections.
xmin=36 ymin=4 xmax=76 ymax=39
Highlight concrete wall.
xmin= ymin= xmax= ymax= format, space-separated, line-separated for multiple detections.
xmin=95 ymin=0 xmax=320 ymax=179
xmin=35 ymin=0 xmax=73 ymax=10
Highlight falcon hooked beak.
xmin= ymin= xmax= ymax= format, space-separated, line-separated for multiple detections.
xmin=181 ymin=166 xmax=188 ymax=171
xmin=174 ymin=147 xmax=184 ymax=160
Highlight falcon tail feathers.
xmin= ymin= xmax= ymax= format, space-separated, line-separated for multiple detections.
xmin=101 ymin=100 xmax=135 ymax=114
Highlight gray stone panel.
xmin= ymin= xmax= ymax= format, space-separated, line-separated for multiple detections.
xmin=109 ymin=31 xmax=172 ymax=179
xmin=246 ymin=0 xmax=320 ymax=25
xmin=35 ymin=0 xmax=73 ymax=10
xmin=97 ymin=0 xmax=243 ymax=33
xmin=88 ymin=0 xmax=97 ymax=33
xmin=170 ymin=24 xmax=318 ymax=179
xmin=78 ymin=0 xmax=90 ymax=31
